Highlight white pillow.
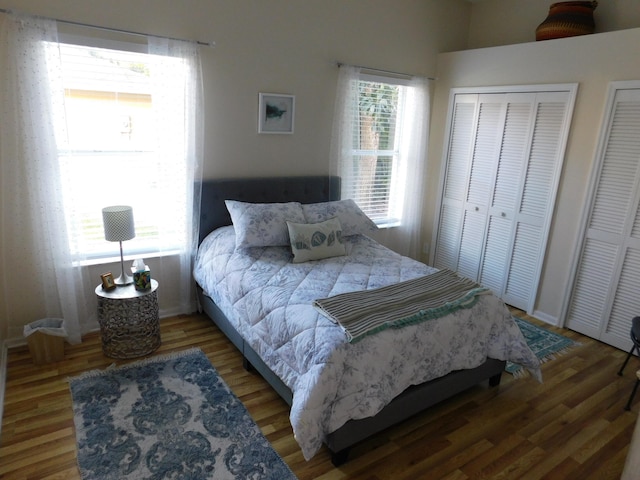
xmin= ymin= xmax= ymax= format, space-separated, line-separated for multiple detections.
xmin=225 ymin=200 xmax=305 ymax=249
xmin=302 ymin=199 xmax=378 ymax=236
xmin=287 ymin=217 xmax=346 ymax=263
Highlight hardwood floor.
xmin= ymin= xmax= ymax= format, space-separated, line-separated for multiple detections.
xmin=1 ymin=311 xmax=637 ymax=479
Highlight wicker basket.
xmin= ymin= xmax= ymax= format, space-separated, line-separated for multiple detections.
xmin=27 ymin=331 xmax=65 ymax=364
xmin=24 ymin=318 xmax=66 ymax=364
xmin=536 ymin=1 xmax=598 ymax=41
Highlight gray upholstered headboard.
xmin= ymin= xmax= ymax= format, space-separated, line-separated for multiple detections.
xmin=198 ymin=175 xmax=341 ymax=244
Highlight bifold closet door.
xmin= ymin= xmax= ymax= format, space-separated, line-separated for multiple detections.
xmin=565 ymin=85 xmax=640 ymax=351
xmin=456 ymin=94 xmax=507 ymax=282
xmin=434 ymin=87 xmax=575 ymax=313
xmin=431 ymin=94 xmax=479 ymax=273
xmin=489 ymin=91 xmax=571 ymax=309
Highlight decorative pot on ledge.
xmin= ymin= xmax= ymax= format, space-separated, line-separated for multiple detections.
xmin=536 ymin=1 xmax=598 ymax=41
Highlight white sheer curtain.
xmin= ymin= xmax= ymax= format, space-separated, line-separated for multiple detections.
xmin=0 ymin=14 xmax=204 ymax=344
xmin=329 ymin=65 xmax=431 ymax=259
xmin=388 ymin=75 xmax=431 ymax=259
xmin=148 ymin=37 xmax=203 ymax=314
xmin=0 ymin=12 xmax=89 ymax=343
xmin=329 ymin=65 xmax=361 ymax=207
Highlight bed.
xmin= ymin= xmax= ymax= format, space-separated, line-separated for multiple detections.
xmin=193 ymin=175 xmax=540 ymax=465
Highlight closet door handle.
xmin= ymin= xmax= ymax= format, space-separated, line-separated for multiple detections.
xmin=475 ymin=206 xmax=479 ymax=212
xmin=501 ymin=212 xmax=506 ymax=217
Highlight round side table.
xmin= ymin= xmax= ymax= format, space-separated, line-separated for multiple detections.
xmin=95 ymin=279 xmax=160 ymax=359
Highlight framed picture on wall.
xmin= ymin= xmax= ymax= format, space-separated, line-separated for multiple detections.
xmin=258 ymin=93 xmax=295 ymax=134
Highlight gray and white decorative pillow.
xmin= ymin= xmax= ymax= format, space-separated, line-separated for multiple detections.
xmin=286 ymin=217 xmax=346 ymax=263
xmin=225 ymin=200 xmax=305 ymax=249
xmin=302 ymin=199 xmax=378 ymax=237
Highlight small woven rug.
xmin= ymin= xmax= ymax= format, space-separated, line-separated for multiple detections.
xmin=507 ymin=317 xmax=579 ymax=377
xmin=69 ymin=348 xmax=297 ymax=480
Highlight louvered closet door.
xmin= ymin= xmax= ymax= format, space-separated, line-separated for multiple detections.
xmin=490 ymin=92 xmax=572 ymax=309
xmin=433 ymin=93 xmax=506 ymax=275
xmin=566 ymin=86 xmax=640 ymax=351
xmin=434 ymin=86 xmax=575 ymax=313
xmin=479 ymin=94 xmax=534 ymax=297
xmin=457 ymin=94 xmax=507 ymax=280
xmin=433 ymin=94 xmax=480 ymax=271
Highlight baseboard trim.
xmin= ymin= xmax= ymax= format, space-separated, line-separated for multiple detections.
xmin=531 ymin=309 xmax=560 ymax=327
xmin=0 ymin=340 xmax=8 ymax=439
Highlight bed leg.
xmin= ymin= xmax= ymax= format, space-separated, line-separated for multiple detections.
xmin=243 ymin=356 xmax=254 ymax=372
xmin=489 ymin=372 xmax=502 ymax=387
xmin=331 ymin=448 xmax=350 ymax=467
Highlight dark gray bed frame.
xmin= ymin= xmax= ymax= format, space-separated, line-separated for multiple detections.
xmin=195 ymin=175 xmax=505 ymax=465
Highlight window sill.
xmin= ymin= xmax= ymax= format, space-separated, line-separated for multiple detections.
xmin=375 ymin=220 xmax=401 ymax=230
xmin=74 ymin=249 xmax=182 ymax=268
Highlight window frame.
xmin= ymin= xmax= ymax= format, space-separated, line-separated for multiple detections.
xmin=346 ymin=72 xmax=410 ymax=227
xmin=51 ymin=35 xmax=189 ymax=263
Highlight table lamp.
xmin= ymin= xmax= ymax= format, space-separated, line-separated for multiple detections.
xmin=102 ymin=205 xmax=135 ymax=286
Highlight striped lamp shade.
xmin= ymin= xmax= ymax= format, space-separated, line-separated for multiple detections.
xmin=102 ymin=206 xmax=135 ymax=242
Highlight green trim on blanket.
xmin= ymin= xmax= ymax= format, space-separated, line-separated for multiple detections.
xmin=314 ymin=269 xmax=490 ymax=342
xmin=350 ymin=287 xmax=488 ymax=343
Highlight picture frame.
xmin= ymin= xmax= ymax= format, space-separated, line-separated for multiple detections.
xmin=100 ymin=272 xmax=116 ymax=290
xmin=258 ymin=93 xmax=295 ymax=134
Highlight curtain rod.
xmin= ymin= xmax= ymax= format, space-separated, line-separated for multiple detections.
xmin=0 ymin=8 xmax=214 ymax=47
xmin=336 ymin=61 xmax=435 ymax=81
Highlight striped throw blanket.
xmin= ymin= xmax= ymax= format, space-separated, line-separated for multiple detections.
xmin=313 ymin=269 xmax=490 ymax=342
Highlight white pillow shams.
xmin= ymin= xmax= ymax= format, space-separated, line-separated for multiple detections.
xmin=302 ymin=199 xmax=378 ymax=236
xmin=287 ymin=217 xmax=346 ymax=263
xmin=225 ymin=200 xmax=305 ymax=249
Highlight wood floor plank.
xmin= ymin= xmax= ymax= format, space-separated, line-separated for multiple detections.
xmin=459 ymin=432 xmax=527 ymax=477
xmin=409 ymin=438 xmax=494 ymax=480
xmin=1 ymin=310 xmax=637 ymax=479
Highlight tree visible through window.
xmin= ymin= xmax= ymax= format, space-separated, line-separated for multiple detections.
xmin=333 ymin=65 xmax=429 ymax=258
xmin=346 ymin=77 xmax=405 ymax=225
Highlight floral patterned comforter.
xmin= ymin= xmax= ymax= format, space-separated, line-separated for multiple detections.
xmin=193 ymin=226 xmax=541 ymax=460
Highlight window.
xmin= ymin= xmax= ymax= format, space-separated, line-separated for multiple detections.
xmin=342 ymin=74 xmax=408 ymax=226
xmin=52 ymin=41 xmax=191 ymax=261
xmin=332 ymin=65 xmax=429 ymax=258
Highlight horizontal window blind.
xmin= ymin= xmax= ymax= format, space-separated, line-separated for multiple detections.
xmin=53 ymin=42 xmax=187 ymax=260
xmin=342 ymin=79 xmax=404 ymax=224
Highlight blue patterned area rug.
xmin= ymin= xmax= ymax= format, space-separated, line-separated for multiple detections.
xmin=69 ymin=348 xmax=297 ymax=480
xmin=507 ymin=316 xmax=579 ymax=377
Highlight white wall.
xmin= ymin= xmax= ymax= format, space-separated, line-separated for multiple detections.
xmin=0 ymin=0 xmax=472 ymax=341
xmin=426 ymin=27 xmax=640 ymax=324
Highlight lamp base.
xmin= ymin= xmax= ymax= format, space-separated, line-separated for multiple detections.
xmin=115 ymin=240 xmax=133 ymax=286
xmin=114 ymin=272 xmax=133 ymax=286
